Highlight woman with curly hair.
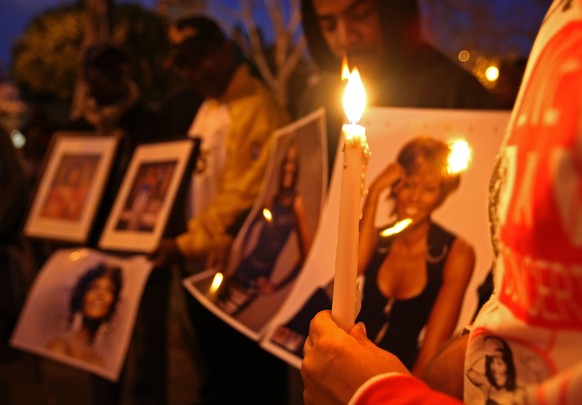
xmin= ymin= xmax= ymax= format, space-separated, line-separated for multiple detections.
xmin=46 ymin=262 xmax=123 ymax=366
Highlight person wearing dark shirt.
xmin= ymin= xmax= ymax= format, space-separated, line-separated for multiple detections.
xmin=298 ymin=0 xmax=499 ymax=174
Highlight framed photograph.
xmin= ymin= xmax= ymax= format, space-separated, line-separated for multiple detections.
xmin=23 ymin=132 xmax=119 ymax=243
xmin=98 ymin=138 xmax=198 ymax=253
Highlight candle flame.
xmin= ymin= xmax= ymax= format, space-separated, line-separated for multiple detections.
xmin=447 ymin=138 xmax=472 ymax=174
xmin=263 ymin=208 xmax=273 ymax=222
xmin=343 ymin=68 xmax=366 ymax=124
xmin=209 ymin=272 xmax=224 ymax=294
xmin=380 ymin=218 xmax=413 ymax=237
xmin=341 ymin=55 xmax=350 ymax=81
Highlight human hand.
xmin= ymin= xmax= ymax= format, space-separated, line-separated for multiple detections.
xmin=370 ymin=162 xmax=406 ymax=195
xmin=149 ymin=238 xmax=183 ymax=268
xmin=301 ymin=310 xmax=410 ymax=405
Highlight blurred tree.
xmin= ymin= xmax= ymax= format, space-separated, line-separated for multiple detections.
xmin=208 ymin=0 xmax=310 ymax=114
xmin=85 ymin=0 xmax=113 ymax=44
xmin=11 ymin=2 xmax=170 ymax=106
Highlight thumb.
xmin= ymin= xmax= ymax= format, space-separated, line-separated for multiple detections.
xmin=350 ymin=322 xmax=368 ymax=340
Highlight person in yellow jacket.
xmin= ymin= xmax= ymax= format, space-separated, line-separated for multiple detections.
xmin=152 ymin=16 xmax=290 ymax=267
xmin=151 ymin=16 xmax=293 ymax=405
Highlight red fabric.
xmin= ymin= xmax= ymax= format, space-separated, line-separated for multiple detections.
xmin=352 ymin=374 xmax=463 ymax=405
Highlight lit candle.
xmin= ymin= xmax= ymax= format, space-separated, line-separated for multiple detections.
xmin=331 ymin=69 xmax=371 ymax=331
xmin=208 ymin=271 xmax=224 ymax=299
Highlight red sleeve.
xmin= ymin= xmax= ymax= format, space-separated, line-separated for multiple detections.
xmin=349 ymin=373 xmax=463 ymax=405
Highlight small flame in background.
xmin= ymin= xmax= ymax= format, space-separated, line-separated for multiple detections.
xmin=343 ymin=68 xmax=367 ymax=125
xmin=380 ymin=218 xmax=413 ymax=238
xmin=447 ymin=138 xmax=472 ymax=175
xmin=263 ymin=208 xmax=273 ymax=222
xmin=209 ymin=272 xmax=224 ymax=294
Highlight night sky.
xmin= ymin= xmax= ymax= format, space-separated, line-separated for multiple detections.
xmin=0 ymin=0 xmax=551 ymax=76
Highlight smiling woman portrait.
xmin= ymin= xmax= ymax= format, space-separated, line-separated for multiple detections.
xmin=271 ymin=136 xmax=475 ymax=368
xmin=356 ymin=136 xmax=475 ymax=377
xmin=46 ymin=262 xmax=123 ymax=367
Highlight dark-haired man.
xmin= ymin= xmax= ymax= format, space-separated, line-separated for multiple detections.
xmin=298 ymin=0 xmax=499 ymax=172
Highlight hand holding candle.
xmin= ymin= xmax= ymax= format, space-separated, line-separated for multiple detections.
xmin=331 ymin=69 xmax=371 ymax=331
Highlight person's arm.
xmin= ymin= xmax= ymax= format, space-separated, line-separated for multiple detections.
xmin=349 ymin=373 xmax=464 ymax=405
xmin=177 ymin=96 xmax=289 ymax=258
xmin=358 ymin=163 xmax=405 ymax=275
xmin=421 ymin=332 xmax=469 ymax=399
xmin=301 ymin=310 xmax=462 ymax=405
xmin=411 ymin=237 xmax=475 ymax=377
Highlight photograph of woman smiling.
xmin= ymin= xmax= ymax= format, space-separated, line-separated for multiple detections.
xmin=356 ymin=136 xmax=475 ymax=377
xmin=46 ymin=262 xmax=123 ymax=367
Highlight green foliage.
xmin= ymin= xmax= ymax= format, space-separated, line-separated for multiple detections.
xmin=11 ymin=4 xmax=84 ymax=101
xmin=11 ymin=3 xmax=171 ymax=104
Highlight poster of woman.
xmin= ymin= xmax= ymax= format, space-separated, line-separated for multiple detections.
xmin=10 ymin=248 xmax=152 ymax=381
xmin=184 ymin=108 xmax=327 ymax=339
xmin=262 ymin=107 xmax=511 ymax=368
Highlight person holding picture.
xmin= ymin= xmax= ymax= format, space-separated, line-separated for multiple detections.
xmin=272 ymin=137 xmax=475 ymax=373
xmin=301 ymin=1 xmax=582 ymax=403
xmin=150 ymin=16 xmax=291 ymax=405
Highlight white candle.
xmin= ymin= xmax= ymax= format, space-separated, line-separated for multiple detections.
xmin=331 ymin=69 xmax=370 ymax=331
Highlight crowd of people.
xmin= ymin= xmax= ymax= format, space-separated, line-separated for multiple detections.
xmin=1 ymin=0 xmax=568 ymax=404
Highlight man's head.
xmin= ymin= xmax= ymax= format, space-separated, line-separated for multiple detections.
xmin=301 ymin=0 xmax=421 ymax=78
xmin=82 ymin=43 xmax=132 ymax=105
xmin=168 ymin=16 xmax=239 ymax=99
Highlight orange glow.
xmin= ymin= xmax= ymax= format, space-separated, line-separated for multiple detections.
xmin=343 ymin=68 xmax=366 ymax=125
xmin=380 ymin=218 xmax=412 ymax=237
xmin=447 ymin=138 xmax=472 ymax=174
xmin=209 ymin=272 xmax=224 ymax=294
xmin=263 ymin=208 xmax=273 ymax=222
xmin=341 ymin=54 xmax=350 ymax=81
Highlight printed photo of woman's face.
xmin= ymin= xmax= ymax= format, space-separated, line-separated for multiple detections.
xmin=394 ymin=168 xmax=444 ymax=225
xmin=489 ymin=353 xmax=508 ymax=388
xmin=83 ymin=276 xmax=116 ymax=321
